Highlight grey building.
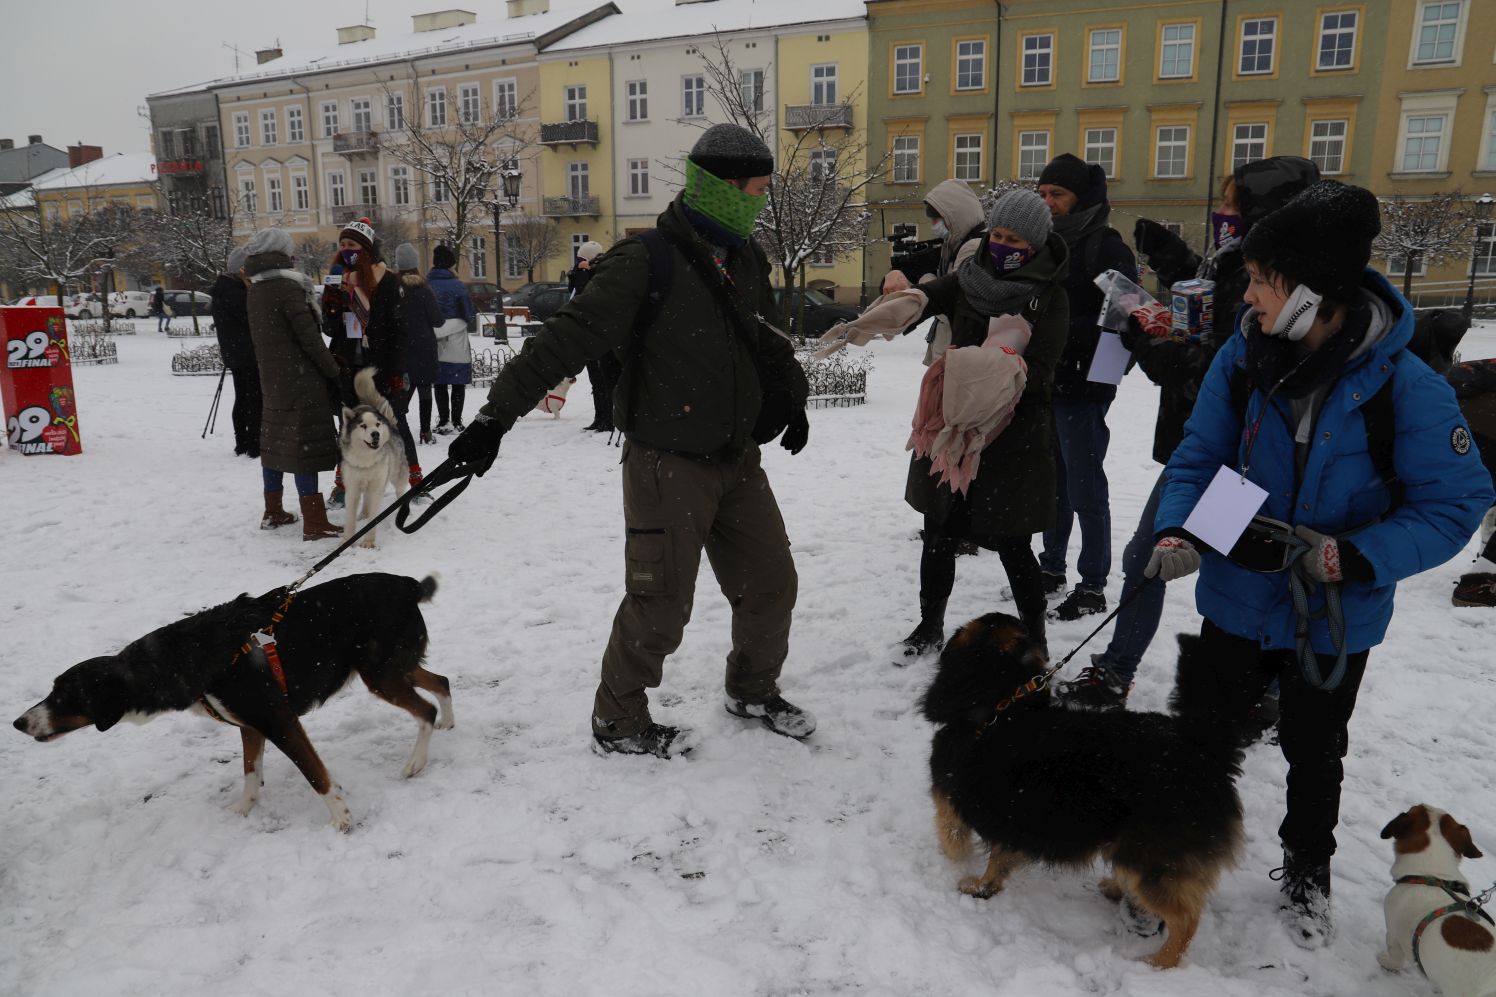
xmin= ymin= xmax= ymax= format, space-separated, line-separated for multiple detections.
xmin=0 ymin=136 xmax=69 ymax=196
xmin=145 ymin=89 xmax=227 ymax=218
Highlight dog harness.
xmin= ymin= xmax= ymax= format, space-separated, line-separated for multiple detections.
xmin=1395 ymin=874 xmax=1496 ymax=977
xmin=199 ymin=590 xmax=296 ymax=725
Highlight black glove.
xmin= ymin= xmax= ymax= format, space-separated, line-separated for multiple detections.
xmin=1132 ymin=218 xmax=1192 ymax=279
xmin=447 ymin=413 xmax=505 ymax=477
xmin=1119 ymin=315 xmax=1145 ymax=352
xmin=751 ymin=390 xmax=794 ymax=446
xmin=780 ymin=408 xmax=809 ymax=455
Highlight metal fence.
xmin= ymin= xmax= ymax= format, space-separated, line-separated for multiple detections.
xmin=66 ymin=322 xmax=120 ymax=366
xmin=472 ymin=345 xmax=516 ymax=388
xmin=797 ymin=346 xmax=870 ymax=408
xmin=170 ymin=343 xmax=225 ymax=375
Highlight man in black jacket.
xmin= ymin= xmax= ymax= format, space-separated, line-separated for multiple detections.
xmin=1035 ymin=154 xmax=1137 ymax=621
xmin=449 ymin=124 xmax=815 ymax=758
xmin=210 ymin=246 xmax=260 ymax=459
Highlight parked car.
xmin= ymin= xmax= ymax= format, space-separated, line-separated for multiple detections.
xmin=526 ymin=284 xmax=572 ymax=324
xmin=11 ymin=294 xmax=63 ymax=309
xmin=464 ymin=281 xmax=503 ymax=312
xmin=770 ymin=287 xmax=859 ymax=339
xmin=109 ymin=291 xmax=154 ymax=318
xmin=162 ymin=289 xmax=213 ymax=317
xmin=64 ymin=293 xmax=106 ymax=319
xmin=502 ymin=281 xmax=566 ymax=310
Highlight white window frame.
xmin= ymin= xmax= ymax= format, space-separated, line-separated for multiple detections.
xmin=286 ymin=106 xmax=304 ymax=143
xmin=1316 ymin=10 xmax=1359 ymax=71
xmin=349 ymin=97 xmax=372 ymax=133
xmin=327 ymin=171 xmax=346 ymax=208
xmin=320 ymin=101 xmax=339 ymax=138
xmin=682 ymin=75 xmax=706 ymax=118
xmin=1400 ymin=113 xmax=1449 ymax=172
xmin=1159 ymin=23 xmax=1196 ymax=79
xmin=1231 ymin=122 xmax=1268 ymax=169
xmin=1017 ymin=130 xmax=1050 ymax=179
xmin=627 ymin=158 xmax=650 ymax=197
xmin=891 ymin=135 xmax=919 ymax=184
xmin=265 ymin=174 xmax=283 ymax=213
xmin=1308 ymin=119 xmax=1348 ymax=174
xmin=459 ymin=83 xmax=481 ymax=124
xmin=1485 ymin=100 xmax=1496 ymax=172
xmin=564 ymin=85 xmax=587 ymax=122
xmin=953 ymin=133 xmax=983 ymax=182
xmin=386 ymin=93 xmax=405 ymax=131
xmin=1022 ymin=34 xmax=1053 ymax=87
xmin=626 ymin=80 xmax=648 ymax=121
xmin=426 ymin=88 xmax=447 ymax=128
xmin=1084 ymin=127 xmax=1118 ymax=177
xmin=259 ymin=109 xmax=277 ymax=146
xmin=811 ymin=64 xmax=838 ymax=106
xmin=233 ymin=112 xmax=251 ymax=148
xmin=291 ymin=172 xmax=309 ymax=212
xmin=1239 ymin=17 xmax=1277 ymax=75
xmin=494 ymin=79 xmax=517 ymax=120
xmin=894 ymin=44 xmax=922 ymax=95
xmin=567 ymin=161 xmax=589 ymax=201
xmin=740 ymin=69 xmax=765 ymax=113
xmin=1387 ymin=252 xmax=1429 ymax=278
xmin=357 ymin=168 xmax=378 ymax=206
xmin=809 ymin=147 xmax=838 ymax=183
xmin=505 ymin=233 xmax=523 ymax=279
xmin=1411 ymin=1 xmax=1466 ymax=66
xmin=1474 ymin=221 xmax=1496 ymax=276
xmin=238 ymin=175 xmax=257 ymax=214
xmin=956 ymin=39 xmax=987 ymax=90
xmin=431 ymin=176 xmax=450 ymax=204
xmin=1155 ymin=125 xmax=1191 ymax=178
xmin=571 ymin=233 xmax=591 ymax=263
xmin=391 ymin=165 xmax=410 ymax=207
xmin=1087 ymin=29 xmax=1121 ymax=83
xmin=469 ymin=235 xmax=487 ymax=278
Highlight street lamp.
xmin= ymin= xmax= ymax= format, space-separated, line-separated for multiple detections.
xmin=492 ymin=167 xmax=522 ymax=297
xmin=1464 ymin=192 xmax=1496 ymax=324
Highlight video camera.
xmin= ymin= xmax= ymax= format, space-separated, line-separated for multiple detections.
xmin=889 ymin=223 xmax=942 ymax=285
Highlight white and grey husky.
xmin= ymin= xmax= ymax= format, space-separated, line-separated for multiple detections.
xmin=340 ymin=367 xmax=408 ymax=549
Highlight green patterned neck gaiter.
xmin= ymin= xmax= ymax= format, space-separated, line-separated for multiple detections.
xmin=683 ymin=160 xmax=768 ymax=239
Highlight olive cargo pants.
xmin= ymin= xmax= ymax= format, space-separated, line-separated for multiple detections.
xmin=593 ymin=441 xmax=798 ymax=737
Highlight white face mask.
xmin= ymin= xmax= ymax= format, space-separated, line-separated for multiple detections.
xmin=1269 ymin=284 xmax=1324 ymax=341
xmin=931 ymin=219 xmax=949 ymax=240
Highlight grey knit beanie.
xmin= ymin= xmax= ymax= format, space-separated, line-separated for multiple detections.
xmin=394 ymin=242 xmax=420 ymax=272
xmin=226 ymin=246 xmax=248 ymax=274
xmin=244 ymin=227 xmax=293 ymax=258
xmin=688 ymin=123 xmax=774 ymax=180
xmin=986 ymin=189 xmax=1053 ymax=248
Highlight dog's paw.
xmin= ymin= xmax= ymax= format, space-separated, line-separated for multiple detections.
xmin=401 ymin=756 xmax=427 ymax=779
xmin=959 ymin=876 xmax=1000 ymax=899
xmin=1376 ymin=948 xmax=1404 ymax=972
xmin=226 ymin=797 xmax=257 ymax=817
xmin=434 ymin=713 xmax=455 ymax=731
xmin=358 ymin=536 xmax=377 ymax=549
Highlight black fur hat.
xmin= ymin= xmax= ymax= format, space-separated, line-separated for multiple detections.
xmin=433 ymin=244 xmax=457 ymax=269
xmin=1242 ymin=180 xmax=1381 ymax=301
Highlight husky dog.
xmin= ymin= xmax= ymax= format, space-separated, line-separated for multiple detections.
xmin=340 ymin=367 xmax=408 ymax=549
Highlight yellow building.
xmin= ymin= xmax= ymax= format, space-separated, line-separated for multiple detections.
xmin=535 ymin=49 xmax=614 ymax=280
xmin=25 ymin=153 xmax=160 ymax=292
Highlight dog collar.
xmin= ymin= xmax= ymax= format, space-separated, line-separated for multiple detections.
xmin=1397 ymin=874 xmax=1472 ymax=895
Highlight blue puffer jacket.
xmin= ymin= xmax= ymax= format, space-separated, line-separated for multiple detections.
xmin=1157 ymin=268 xmax=1494 ymax=653
xmin=426 ymin=267 xmax=476 ymax=326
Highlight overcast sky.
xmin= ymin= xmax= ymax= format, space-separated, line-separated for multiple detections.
xmin=0 ymin=0 xmax=426 ymax=158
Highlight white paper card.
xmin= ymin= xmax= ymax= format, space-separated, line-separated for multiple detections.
xmin=1183 ymin=466 xmax=1269 ymax=555
xmin=344 ymin=311 xmax=363 ymax=339
xmin=1085 ymin=330 xmax=1130 ymax=385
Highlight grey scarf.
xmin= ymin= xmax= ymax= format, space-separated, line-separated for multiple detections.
xmin=249 ymin=267 xmax=318 ymax=314
xmin=1052 ymin=201 xmax=1108 ymax=249
xmin=956 ymin=251 xmax=1041 ymax=318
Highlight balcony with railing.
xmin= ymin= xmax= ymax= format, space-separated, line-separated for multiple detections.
xmin=332 ymin=203 xmax=380 ymax=225
xmin=333 ymin=130 xmax=380 ymax=156
xmin=542 ymin=195 xmax=600 ymax=217
xmin=783 ymin=103 xmax=854 ymax=131
xmin=539 ymin=120 xmax=599 ymax=146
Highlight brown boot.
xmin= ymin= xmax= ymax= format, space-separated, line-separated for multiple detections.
xmin=299 ymin=493 xmax=341 ymax=541
xmin=261 ymin=491 xmax=298 ymax=530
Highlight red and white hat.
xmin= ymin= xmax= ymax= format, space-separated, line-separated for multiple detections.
xmin=339 ymin=217 xmax=377 ymax=253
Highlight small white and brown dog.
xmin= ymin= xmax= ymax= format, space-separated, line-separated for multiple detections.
xmin=340 ymin=366 xmax=408 ymax=549
xmin=1379 ymin=804 xmax=1496 ymax=996
xmin=534 ymin=376 xmax=577 ymax=418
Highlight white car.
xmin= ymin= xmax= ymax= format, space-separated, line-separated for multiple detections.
xmin=65 ymin=293 xmax=106 ymax=319
xmin=109 ymin=291 xmax=154 ymax=319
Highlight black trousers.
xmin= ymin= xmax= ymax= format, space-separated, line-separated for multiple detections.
xmin=1191 ymin=617 xmax=1369 ymax=865
xmin=919 ymin=514 xmax=1046 ymax=634
xmin=229 ymin=366 xmax=262 ymax=456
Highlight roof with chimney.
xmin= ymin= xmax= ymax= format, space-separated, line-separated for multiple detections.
xmin=28 ymin=153 xmax=158 ymax=192
xmin=0 ymin=140 xmax=69 ymax=185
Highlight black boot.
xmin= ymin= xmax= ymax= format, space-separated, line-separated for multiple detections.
xmin=1271 ymin=851 xmax=1333 ymax=949
xmin=1020 ymin=611 xmax=1048 ymax=663
xmin=896 ymin=598 xmax=947 ymax=665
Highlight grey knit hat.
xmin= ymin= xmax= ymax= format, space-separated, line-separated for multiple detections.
xmin=244 ymin=227 xmax=293 ymax=258
xmin=986 ymin=189 xmax=1053 ymax=248
xmin=688 ymin=123 xmax=774 ymax=180
xmin=394 ymin=242 xmax=420 ymax=272
xmin=226 ymin=246 xmax=248 ymax=274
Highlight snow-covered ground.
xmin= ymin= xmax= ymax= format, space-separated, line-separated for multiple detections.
xmin=3 ymin=318 xmax=1496 ymax=996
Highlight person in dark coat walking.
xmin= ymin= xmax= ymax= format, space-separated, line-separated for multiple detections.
xmin=401 ymin=246 xmax=443 ymax=447
xmin=1035 ymin=154 xmax=1137 ymax=622
xmin=210 ymin=245 xmax=261 ymax=459
xmin=446 ymin=123 xmax=815 ymax=759
xmin=150 ymin=285 xmax=168 ymax=332
xmin=426 ymin=244 xmax=476 ymax=434
xmin=243 ymin=227 xmax=342 ymax=540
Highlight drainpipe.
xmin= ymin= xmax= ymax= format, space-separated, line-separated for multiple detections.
xmin=994 ymin=0 xmax=1004 ymax=188
xmin=1202 ymin=0 xmax=1228 ymax=234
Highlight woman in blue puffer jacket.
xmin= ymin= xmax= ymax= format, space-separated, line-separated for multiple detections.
xmin=1150 ymin=181 xmax=1493 ymax=950
xmin=426 ymin=244 xmax=477 ymax=434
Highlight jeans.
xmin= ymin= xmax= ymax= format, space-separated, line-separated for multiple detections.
xmin=1095 ymin=470 xmax=1167 ymax=682
xmin=1040 ymin=396 xmax=1113 ymax=590
xmin=261 ymin=467 xmax=318 ymax=497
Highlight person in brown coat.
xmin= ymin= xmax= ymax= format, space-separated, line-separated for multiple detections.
xmin=244 ymin=227 xmax=342 ymax=540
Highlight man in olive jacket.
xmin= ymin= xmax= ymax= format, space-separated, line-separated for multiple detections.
xmin=449 ymin=124 xmax=815 ymax=758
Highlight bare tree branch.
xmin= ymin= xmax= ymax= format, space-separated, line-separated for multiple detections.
xmin=501 ymin=215 xmax=562 ymax=283
xmin=1373 ymin=191 xmax=1476 ymax=296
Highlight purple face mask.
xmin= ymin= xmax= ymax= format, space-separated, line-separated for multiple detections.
xmin=987 ymin=240 xmax=1033 ymax=273
xmin=339 ymin=248 xmax=360 ymax=267
xmin=1211 ymin=212 xmax=1242 ymax=248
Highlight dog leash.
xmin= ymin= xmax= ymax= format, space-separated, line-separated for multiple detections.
xmin=1396 ymin=875 xmax=1496 ymax=976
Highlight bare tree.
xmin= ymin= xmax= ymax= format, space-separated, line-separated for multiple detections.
xmin=0 ymin=192 xmax=138 ymax=308
xmin=1373 ymin=191 xmax=1475 ymax=296
xmin=294 ymin=237 xmax=332 ymax=280
xmin=501 ymin=214 xmax=562 ymax=283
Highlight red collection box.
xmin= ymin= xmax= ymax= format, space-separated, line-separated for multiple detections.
xmin=2 ymin=307 xmax=82 ymax=455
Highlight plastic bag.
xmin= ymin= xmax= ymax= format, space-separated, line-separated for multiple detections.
xmin=1092 ymin=269 xmax=1157 ymax=332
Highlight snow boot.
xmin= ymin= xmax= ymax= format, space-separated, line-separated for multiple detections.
xmin=896 ymin=598 xmax=947 ymax=665
xmin=1048 ymin=585 xmax=1107 ymax=622
xmin=260 ymin=491 xmax=297 ymax=530
xmin=299 ymin=494 xmax=341 ymax=541
xmin=1452 ymin=571 xmax=1496 ymax=607
xmin=1056 ymin=656 xmax=1129 ymax=711
xmin=328 ymin=466 xmax=345 ymax=509
xmin=725 ymin=693 xmax=817 ymax=739
xmin=592 ymin=722 xmax=698 ymax=759
xmin=1271 ymin=852 xmax=1334 ymax=949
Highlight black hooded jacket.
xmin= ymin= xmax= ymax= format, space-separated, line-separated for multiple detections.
xmin=209 ymin=273 xmax=255 ymax=371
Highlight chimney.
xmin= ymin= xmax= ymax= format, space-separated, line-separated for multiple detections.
xmin=337 ymin=23 xmax=376 ymax=44
xmin=27 ymin=135 xmax=42 ymax=145
xmin=413 ymin=9 xmax=476 ymax=32
xmin=0 ymin=139 xmax=13 ymax=151
xmin=506 ymin=0 xmax=549 ymax=16
xmin=256 ymin=46 xmax=283 ymax=64
xmin=68 ymin=144 xmax=103 ymax=167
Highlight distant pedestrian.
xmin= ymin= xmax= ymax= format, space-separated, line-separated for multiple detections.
xmin=151 ymin=285 xmax=168 ymax=332
xmin=210 ymin=246 xmax=262 ymax=460
xmin=427 ymin=244 xmax=476 ymax=435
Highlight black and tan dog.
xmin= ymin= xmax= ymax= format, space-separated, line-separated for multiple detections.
xmin=13 ymin=573 xmax=452 ymax=832
xmin=921 ymin=613 xmax=1244 ymax=969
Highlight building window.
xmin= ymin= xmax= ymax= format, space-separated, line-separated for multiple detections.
xmin=350 ymin=98 xmax=372 ymax=133
xmin=1387 ymin=253 xmax=1428 ymax=278
xmin=1308 ymin=119 xmax=1348 ymax=174
xmin=1155 ymin=125 xmax=1190 ymax=177
xmin=432 ymin=177 xmax=450 ymax=203
xmin=391 ymin=166 xmax=410 ymax=206
xmin=1088 ymin=29 xmax=1121 ymax=83
xmin=1415 ymin=1 xmax=1462 ymax=64
xmin=469 ymin=236 xmax=487 ymax=278
xmin=1475 ymin=222 xmax=1496 ymax=276
xmin=321 ymin=101 xmax=338 ymax=138
xmin=1159 ymin=23 xmax=1196 ymax=79
xmin=953 ymin=134 xmax=983 ymax=182
xmin=266 ymin=175 xmax=283 ymax=213
xmin=1239 ymin=17 xmax=1277 ymax=75
xmin=327 ymin=172 xmax=346 ymax=208
xmin=204 ymin=124 xmax=220 ymax=156
xmin=458 ymin=84 xmax=480 ymax=124
xmin=891 ymin=135 xmax=919 ymax=183
xmin=292 ymin=173 xmax=309 ymax=211
xmin=386 ymin=93 xmax=404 ymax=131
xmin=239 ymin=177 xmax=256 ymax=214
xmin=286 ymin=106 xmax=304 ymax=143
xmin=1022 ymin=34 xmax=1053 ymax=87
xmin=1487 ymin=110 xmax=1496 ymax=170
xmin=159 ymin=129 xmax=176 ymax=159
xmin=567 ymin=162 xmax=589 ymax=200
xmin=426 ymin=89 xmax=447 ymax=127
xmin=1317 ymin=10 xmax=1358 ymax=70
xmin=627 ymin=80 xmax=648 ymax=121
xmin=1401 ymin=114 xmax=1446 ymax=171
xmin=809 ymin=147 xmax=838 ymax=182
xmin=564 ymin=85 xmax=587 ymax=121
xmin=494 ymin=79 xmax=517 ymax=119
xmin=1018 ymin=130 xmax=1049 ymax=179
xmin=233 ymin=112 xmax=250 ymax=148
xmin=1232 ymin=123 xmax=1268 ymax=169
xmin=812 ymin=64 xmax=838 ymax=106
xmin=180 ymin=129 xmax=197 ymax=156
xmin=628 ymin=158 xmax=650 ymax=196
xmin=740 ymin=69 xmax=765 ymax=113
xmin=571 ymin=233 xmax=591 ymax=263
xmin=357 ymin=169 xmax=378 ymax=205
xmin=682 ymin=75 xmax=706 ymax=118
xmin=505 ymin=234 xmax=523 ymax=279
xmin=1084 ymin=127 xmax=1118 ymax=177
xmin=894 ymin=44 xmax=922 ymax=95
xmin=260 ymin=109 xmax=277 ymax=146
xmin=956 ymin=39 xmax=986 ymax=90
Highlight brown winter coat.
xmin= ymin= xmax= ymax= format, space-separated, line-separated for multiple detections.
xmin=904 ymin=233 xmax=1070 ymax=543
xmin=246 ymin=250 xmax=341 ymax=474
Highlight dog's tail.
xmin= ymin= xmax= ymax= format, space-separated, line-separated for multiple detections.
xmin=1169 ymin=632 xmax=1247 ymax=774
xmin=417 ymin=574 xmax=438 ymax=603
xmin=354 ymin=366 xmax=384 ymax=405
